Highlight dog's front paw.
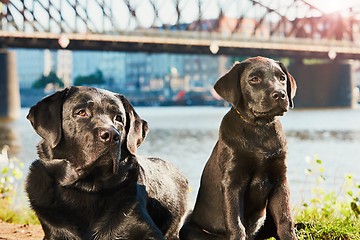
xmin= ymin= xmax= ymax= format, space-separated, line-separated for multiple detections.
xmin=229 ymin=232 xmax=246 ymax=240
xmin=278 ymin=228 xmax=298 ymax=240
xmin=229 ymin=223 xmax=247 ymax=240
xmin=229 ymin=236 xmax=245 ymax=240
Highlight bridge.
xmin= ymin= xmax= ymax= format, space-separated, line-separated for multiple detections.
xmin=1 ymin=0 xmax=360 ymax=120
xmin=1 ymin=0 xmax=360 ymax=58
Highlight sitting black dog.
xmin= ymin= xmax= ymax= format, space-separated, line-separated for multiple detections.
xmin=26 ymin=86 xmax=188 ymax=240
xmin=180 ymin=56 xmax=298 ymax=240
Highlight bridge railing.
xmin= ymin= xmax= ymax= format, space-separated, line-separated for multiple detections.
xmin=1 ymin=0 xmax=360 ymax=43
xmin=2 ymin=28 xmax=359 ymax=59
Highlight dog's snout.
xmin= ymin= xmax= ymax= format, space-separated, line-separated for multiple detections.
xmin=99 ymin=127 xmax=120 ymax=143
xmin=271 ymin=90 xmax=286 ymax=100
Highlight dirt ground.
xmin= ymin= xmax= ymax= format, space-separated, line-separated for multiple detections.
xmin=0 ymin=221 xmax=43 ymax=240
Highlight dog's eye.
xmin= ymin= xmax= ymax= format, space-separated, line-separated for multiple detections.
xmin=76 ymin=109 xmax=88 ymax=117
xmin=114 ymin=115 xmax=122 ymax=123
xmin=249 ymin=76 xmax=261 ymax=84
xmin=280 ymin=75 xmax=287 ymax=82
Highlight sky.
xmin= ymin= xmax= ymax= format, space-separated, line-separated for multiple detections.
xmin=2 ymin=0 xmax=360 ymax=33
xmin=306 ymin=0 xmax=359 ymax=13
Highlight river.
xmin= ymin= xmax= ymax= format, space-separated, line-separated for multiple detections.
xmin=1 ymin=106 xmax=359 ymax=207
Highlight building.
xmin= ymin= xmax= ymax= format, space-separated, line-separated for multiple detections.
xmin=15 ymin=49 xmax=73 ymax=89
xmin=72 ymin=51 xmax=126 ymax=89
xmin=15 ymin=49 xmax=127 ymax=89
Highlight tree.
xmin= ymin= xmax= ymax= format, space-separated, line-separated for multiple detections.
xmin=74 ymin=69 xmax=106 ymax=86
xmin=32 ymin=71 xmax=64 ymax=89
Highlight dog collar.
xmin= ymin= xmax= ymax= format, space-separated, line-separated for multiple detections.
xmin=232 ymin=106 xmax=257 ymax=126
xmin=232 ymin=106 xmax=275 ymax=126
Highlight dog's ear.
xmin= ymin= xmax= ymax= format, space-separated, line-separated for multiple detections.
xmin=27 ymin=88 xmax=69 ymax=148
xmin=118 ymin=95 xmax=149 ymax=155
xmin=214 ymin=61 xmax=250 ymax=106
xmin=277 ymin=62 xmax=297 ymax=108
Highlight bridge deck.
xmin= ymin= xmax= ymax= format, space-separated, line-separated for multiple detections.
xmin=1 ymin=30 xmax=360 ymax=59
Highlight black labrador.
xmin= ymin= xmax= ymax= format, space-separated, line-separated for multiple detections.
xmin=180 ymin=56 xmax=298 ymax=240
xmin=26 ymin=86 xmax=188 ymax=240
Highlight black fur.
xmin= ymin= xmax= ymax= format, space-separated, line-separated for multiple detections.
xmin=180 ymin=57 xmax=298 ymax=240
xmin=26 ymin=86 xmax=188 ymax=240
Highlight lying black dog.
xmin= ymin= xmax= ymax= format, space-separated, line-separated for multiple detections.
xmin=26 ymin=86 xmax=188 ymax=240
xmin=180 ymin=56 xmax=298 ymax=240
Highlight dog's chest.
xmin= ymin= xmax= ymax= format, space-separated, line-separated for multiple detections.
xmin=249 ymin=175 xmax=272 ymax=191
xmin=243 ymin=175 xmax=274 ymax=219
xmin=236 ymin=124 xmax=287 ymax=160
xmin=231 ymin=123 xmax=285 ymax=154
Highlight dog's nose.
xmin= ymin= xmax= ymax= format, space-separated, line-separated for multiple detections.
xmin=272 ymin=90 xmax=286 ymax=100
xmin=99 ymin=127 xmax=120 ymax=143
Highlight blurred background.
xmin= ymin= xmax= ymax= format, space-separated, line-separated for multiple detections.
xmin=0 ymin=0 xmax=359 ymax=207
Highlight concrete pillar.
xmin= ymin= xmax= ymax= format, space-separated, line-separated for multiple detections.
xmin=0 ymin=49 xmax=21 ymax=122
xmin=289 ymin=60 xmax=355 ymax=108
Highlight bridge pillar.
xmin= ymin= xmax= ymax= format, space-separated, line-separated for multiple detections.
xmin=289 ymin=60 xmax=356 ymax=108
xmin=0 ymin=49 xmax=20 ymax=122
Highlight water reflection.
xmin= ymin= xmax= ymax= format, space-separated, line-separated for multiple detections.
xmin=286 ymin=130 xmax=360 ymax=141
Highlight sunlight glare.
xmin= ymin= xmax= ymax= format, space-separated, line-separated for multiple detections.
xmin=307 ymin=0 xmax=358 ymax=13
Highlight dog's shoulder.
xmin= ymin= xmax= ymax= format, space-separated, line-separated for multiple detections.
xmin=137 ymin=156 xmax=187 ymax=183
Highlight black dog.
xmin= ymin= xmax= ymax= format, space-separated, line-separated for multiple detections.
xmin=26 ymin=86 xmax=188 ymax=240
xmin=180 ymin=56 xmax=298 ymax=240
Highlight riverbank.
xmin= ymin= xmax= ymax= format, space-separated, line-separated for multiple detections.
xmin=0 ymin=221 xmax=43 ymax=240
xmin=1 ymin=210 xmax=359 ymax=240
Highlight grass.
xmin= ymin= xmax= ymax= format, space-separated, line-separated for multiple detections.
xmin=295 ymin=199 xmax=360 ymax=240
xmin=295 ymin=215 xmax=360 ymax=240
xmin=294 ymin=156 xmax=360 ymax=240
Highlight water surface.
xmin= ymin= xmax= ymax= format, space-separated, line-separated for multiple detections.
xmin=1 ymin=107 xmax=359 ymax=206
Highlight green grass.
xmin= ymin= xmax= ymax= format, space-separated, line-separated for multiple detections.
xmin=295 ymin=204 xmax=360 ymax=239
xmin=294 ymin=156 xmax=360 ymax=240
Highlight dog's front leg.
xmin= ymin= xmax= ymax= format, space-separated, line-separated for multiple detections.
xmin=268 ymin=179 xmax=297 ymax=240
xmin=26 ymin=159 xmax=79 ymax=206
xmin=222 ymin=172 xmax=247 ymax=240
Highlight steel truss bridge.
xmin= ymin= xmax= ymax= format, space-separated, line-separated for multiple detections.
xmin=1 ymin=0 xmax=360 ymax=58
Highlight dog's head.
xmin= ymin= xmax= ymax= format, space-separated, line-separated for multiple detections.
xmin=27 ymin=86 xmax=148 ymax=186
xmin=214 ymin=56 xmax=297 ymax=124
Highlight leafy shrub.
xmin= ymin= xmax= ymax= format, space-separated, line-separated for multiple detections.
xmin=295 ymin=156 xmax=360 ymax=239
xmin=0 ymin=145 xmax=39 ymax=224
xmin=0 ymin=146 xmax=23 ymax=201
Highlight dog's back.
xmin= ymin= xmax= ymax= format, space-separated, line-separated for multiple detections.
xmin=138 ymin=156 xmax=189 ymax=238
